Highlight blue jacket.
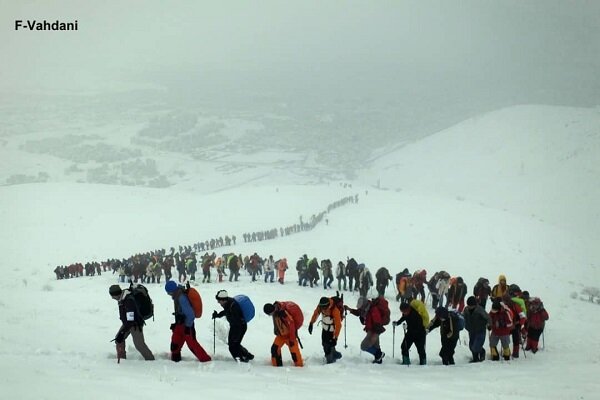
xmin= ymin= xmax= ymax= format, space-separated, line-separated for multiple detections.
xmin=173 ymin=288 xmax=195 ymax=327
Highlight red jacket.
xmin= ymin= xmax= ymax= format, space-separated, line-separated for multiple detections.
xmin=489 ymin=304 xmax=514 ymax=336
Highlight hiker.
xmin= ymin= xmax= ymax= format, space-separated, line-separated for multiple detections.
xmin=488 ymin=300 xmax=514 ymax=361
xmin=473 ymin=277 xmax=491 ymax=309
xmin=358 ymin=264 xmax=373 ymax=297
xmin=411 ymin=270 xmax=427 ymax=302
xmin=393 ymin=299 xmax=428 ymax=365
xmin=346 ymin=257 xmax=359 ymax=291
xmin=212 ymin=290 xmax=254 ymax=362
xmin=345 ymin=296 xmax=388 ymax=364
xmin=321 ymin=259 xmax=334 ymax=289
xmin=109 ymin=284 xmax=154 ymax=361
xmin=308 ymin=296 xmax=343 ymax=364
xmin=491 ymin=274 xmax=508 ymax=301
xmin=448 ymin=276 xmax=468 ymax=312
xmin=375 ymin=267 xmax=392 ymax=297
xmin=525 ymin=297 xmax=549 ymax=353
xmin=263 ymin=302 xmax=304 ymax=367
xmin=463 ymin=296 xmax=491 ymax=362
xmin=502 ymin=291 xmax=528 ymax=358
xmin=336 ymin=261 xmax=347 ymax=291
xmin=276 ymin=257 xmax=288 ymax=284
xmin=427 ymin=307 xmax=460 ymax=365
xmin=264 ymin=255 xmax=276 ymax=283
xmin=427 ymin=272 xmax=441 ymax=308
xmin=164 ymin=281 xmax=211 ymax=362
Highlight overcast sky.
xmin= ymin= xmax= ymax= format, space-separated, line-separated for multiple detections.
xmin=1 ymin=0 xmax=599 ymax=106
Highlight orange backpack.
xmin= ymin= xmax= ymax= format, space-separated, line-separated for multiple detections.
xmin=185 ymin=282 xmax=203 ymax=318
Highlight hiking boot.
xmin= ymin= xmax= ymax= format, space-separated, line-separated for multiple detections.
xmin=334 ymin=351 xmax=342 ymax=360
xmin=246 ymin=353 xmax=254 ymax=361
xmin=373 ymin=352 xmax=385 ymax=364
xmin=401 ymin=356 xmax=411 ymax=365
xmin=479 ymin=349 xmax=486 ymax=362
xmin=419 ymin=357 xmax=426 ymax=365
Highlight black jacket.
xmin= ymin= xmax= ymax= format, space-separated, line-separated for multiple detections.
xmin=216 ymin=298 xmax=246 ymax=328
xmin=463 ymin=305 xmax=490 ymax=334
xmin=396 ymin=309 xmax=426 ymax=338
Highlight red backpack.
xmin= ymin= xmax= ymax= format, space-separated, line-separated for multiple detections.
xmin=372 ymin=297 xmax=390 ymax=325
xmin=277 ymin=301 xmax=304 ymax=329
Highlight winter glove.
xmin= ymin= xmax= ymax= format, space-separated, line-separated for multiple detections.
xmin=373 ymin=324 xmax=385 ymax=334
xmin=392 ymin=320 xmax=399 ymax=327
xmin=289 ymin=340 xmax=295 ymax=347
xmin=521 ymin=326 xmax=528 ymax=336
xmin=114 ymin=330 xmax=125 ymax=344
xmin=212 ymin=310 xmax=218 ymax=320
xmin=308 ymin=323 xmax=313 ymax=335
xmin=184 ymin=326 xmax=192 ymax=335
xmin=330 ymin=338 xmax=337 ymax=347
xmin=169 ymin=323 xmax=176 ymax=331
xmin=175 ymin=313 xmax=186 ymax=324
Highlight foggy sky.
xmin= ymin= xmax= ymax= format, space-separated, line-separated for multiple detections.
xmin=2 ymin=0 xmax=600 ymax=107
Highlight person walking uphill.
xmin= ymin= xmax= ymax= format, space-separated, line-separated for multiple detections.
xmin=345 ymin=297 xmax=388 ymax=364
xmin=308 ymin=296 xmax=343 ymax=364
xmin=165 ymin=281 xmax=211 ymax=362
xmin=393 ymin=300 xmax=428 ymax=365
xmin=463 ymin=296 xmax=491 ymax=362
xmin=427 ymin=307 xmax=460 ymax=365
xmin=109 ymin=284 xmax=155 ymax=361
xmin=212 ymin=290 xmax=254 ymax=362
xmin=263 ymin=302 xmax=304 ymax=367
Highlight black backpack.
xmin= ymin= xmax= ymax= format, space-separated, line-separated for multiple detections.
xmin=128 ymin=283 xmax=154 ymax=321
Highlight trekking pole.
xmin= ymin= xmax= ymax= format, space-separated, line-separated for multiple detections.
xmin=392 ymin=324 xmax=396 ymax=359
xmin=213 ymin=317 xmax=216 ymax=355
xmin=402 ymin=323 xmax=408 ymax=367
xmin=542 ymin=331 xmax=545 ymax=350
xmin=344 ymin=309 xmax=348 ymax=349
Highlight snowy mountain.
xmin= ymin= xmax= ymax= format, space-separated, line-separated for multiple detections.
xmin=1 ymin=105 xmax=599 ymax=399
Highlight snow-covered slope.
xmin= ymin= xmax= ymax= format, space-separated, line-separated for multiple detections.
xmin=360 ymin=105 xmax=600 ymax=240
xmin=1 ymin=105 xmax=599 ymax=399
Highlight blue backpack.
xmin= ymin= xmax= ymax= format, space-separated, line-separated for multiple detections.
xmin=233 ymin=294 xmax=255 ymax=323
xmin=451 ymin=310 xmax=465 ymax=331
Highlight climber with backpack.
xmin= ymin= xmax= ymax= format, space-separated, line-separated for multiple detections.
xmin=263 ymin=301 xmax=304 ymax=367
xmin=109 ymin=284 xmax=155 ymax=361
xmin=345 ymin=296 xmax=389 ymax=364
xmin=212 ymin=290 xmax=255 ymax=363
xmin=463 ymin=296 xmax=491 ymax=362
xmin=427 ymin=307 xmax=461 ymax=365
xmin=164 ymin=281 xmax=211 ymax=363
xmin=308 ymin=295 xmax=343 ymax=364
xmin=392 ymin=298 xmax=429 ymax=365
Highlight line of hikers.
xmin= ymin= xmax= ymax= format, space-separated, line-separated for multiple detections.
xmin=109 ymin=273 xmax=548 ymax=366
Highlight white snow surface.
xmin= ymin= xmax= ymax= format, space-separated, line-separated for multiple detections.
xmin=1 ymin=105 xmax=600 ymax=399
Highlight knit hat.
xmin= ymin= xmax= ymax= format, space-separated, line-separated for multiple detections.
xmin=435 ymin=307 xmax=448 ymax=319
xmin=318 ymin=296 xmax=330 ymax=308
xmin=263 ymin=303 xmax=275 ymax=315
xmin=491 ymin=300 xmax=501 ymax=311
xmin=399 ymin=302 xmax=410 ymax=312
xmin=164 ymin=281 xmax=178 ymax=294
xmin=216 ymin=289 xmax=228 ymax=300
xmin=466 ymin=296 xmax=477 ymax=307
xmin=109 ymin=285 xmax=122 ymax=297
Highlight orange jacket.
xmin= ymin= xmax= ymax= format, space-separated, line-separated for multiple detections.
xmin=309 ymin=299 xmax=342 ymax=339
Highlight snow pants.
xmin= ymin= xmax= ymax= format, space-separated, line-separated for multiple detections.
xmin=170 ymin=324 xmax=211 ymax=362
xmin=117 ymin=325 xmax=155 ymax=361
xmin=271 ymin=335 xmax=303 ymax=367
